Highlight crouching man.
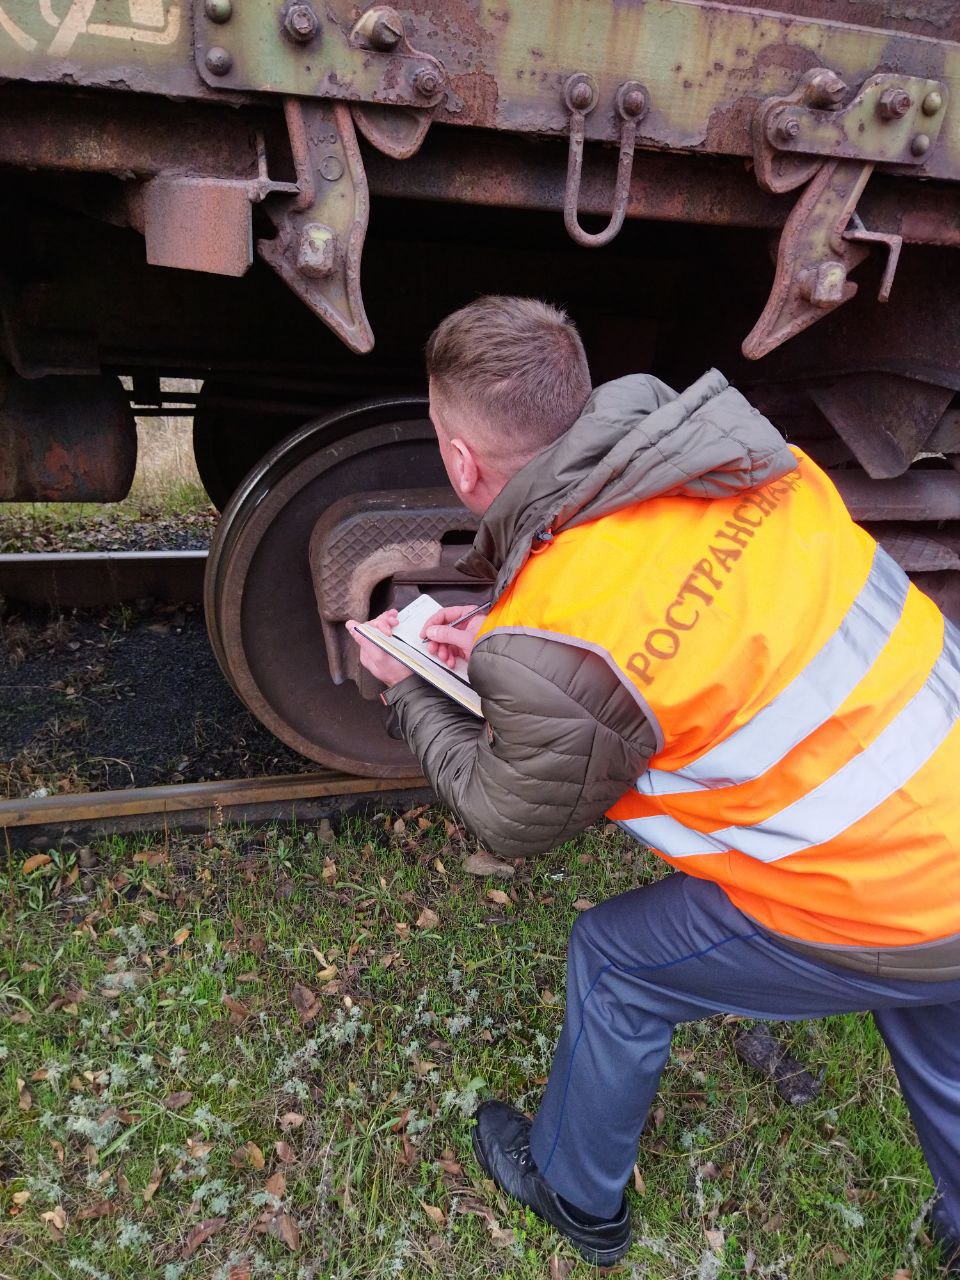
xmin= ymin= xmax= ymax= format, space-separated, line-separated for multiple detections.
xmin=348 ymin=296 xmax=960 ymax=1269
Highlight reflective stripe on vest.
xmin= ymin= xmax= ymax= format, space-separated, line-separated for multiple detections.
xmin=635 ymin=544 xmax=909 ymax=797
xmin=625 ymin=613 xmax=960 ymax=861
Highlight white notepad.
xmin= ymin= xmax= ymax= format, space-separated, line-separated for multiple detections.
xmin=354 ymin=594 xmax=482 ymax=718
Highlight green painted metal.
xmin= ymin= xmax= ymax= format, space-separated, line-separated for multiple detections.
xmin=3 ymin=2 xmax=958 ymax=182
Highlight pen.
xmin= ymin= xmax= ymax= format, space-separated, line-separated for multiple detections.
xmin=450 ymin=599 xmax=493 ymax=629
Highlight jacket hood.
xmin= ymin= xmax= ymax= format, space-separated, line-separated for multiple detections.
xmin=456 ymin=368 xmax=798 ymax=594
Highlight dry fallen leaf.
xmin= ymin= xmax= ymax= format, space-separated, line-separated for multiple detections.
xmin=393 ymin=818 xmax=406 ymax=835
xmin=41 ymin=1205 xmax=67 ymax=1241
xmin=16 ymin=1078 xmax=32 ymax=1112
xmin=221 ymin=994 xmax=251 ymax=1024
xmin=437 ymin=1152 xmax=463 ymax=1177
xmin=322 ymin=857 xmax=337 ymax=883
xmin=422 ymin=1202 xmax=446 ymax=1228
xmin=181 ymin=1216 xmax=227 ymax=1260
xmin=270 ymin=1211 xmax=300 ymax=1252
xmin=572 ymin=898 xmax=595 ymax=911
xmin=143 ymin=1166 xmax=163 ymax=1203
xmin=265 ymin=1171 xmax=287 ymax=1199
xmin=415 ymin=907 xmax=440 ymax=930
xmin=164 ymin=1091 xmax=193 ymax=1111
xmin=274 ymin=1140 xmax=295 ymax=1164
xmin=290 ymin=983 xmax=321 ymax=1024
xmin=22 ymin=853 xmax=52 ymax=875
xmin=486 ymin=888 xmax=511 ymax=907
xmin=172 ymin=927 xmax=191 ymax=947
xmin=12 ymin=1191 xmax=30 ymax=1206
xmin=279 ymin=1112 xmax=304 ymax=1130
xmin=705 ymin=1226 xmax=725 ymax=1252
xmin=549 ymin=1257 xmax=575 ymax=1280
xmin=76 ymin=1200 xmax=114 ymax=1221
xmin=245 ymin=1141 xmax=266 ymax=1170
xmin=463 ymin=851 xmax=515 ymax=878
xmin=632 ymin=1164 xmax=646 ymax=1195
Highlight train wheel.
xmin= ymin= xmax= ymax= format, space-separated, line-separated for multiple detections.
xmin=205 ymin=396 xmax=455 ymax=776
xmin=193 ymin=380 xmax=341 ymax=511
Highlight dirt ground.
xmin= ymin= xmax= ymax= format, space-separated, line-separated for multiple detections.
xmin=0 ymin=599 xmax=317 ymax=798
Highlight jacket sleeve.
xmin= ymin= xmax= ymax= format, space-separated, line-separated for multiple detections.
xmin=382 ymin=631 xmax=657 ymax=856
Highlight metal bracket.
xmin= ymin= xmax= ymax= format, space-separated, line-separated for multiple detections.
xmin=562 ymin=74 xmax=648 ymax=249
xmin=257 ymin=98 xmax=374 ymax=355
xmin=351 ymin=104 xmax=432 ymax=160
xmin=743 ymin=159 xmax=885 ymax=360
xmin=753 ymin=67 xmax=947 ymax=195
xmin=140 ymin=129 xmax=299 ymax=276
xmin=194 ymin=0 xmax=446 ymax=109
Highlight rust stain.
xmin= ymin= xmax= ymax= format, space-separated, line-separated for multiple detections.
xmin=449 ymin=70 xmax=500 ymax=126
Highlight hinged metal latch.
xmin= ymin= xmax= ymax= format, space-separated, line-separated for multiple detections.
xmin=744 ymin=67 xmax=947 ymax=359
xmin=562 ymin=74 xmax=648 ymax=249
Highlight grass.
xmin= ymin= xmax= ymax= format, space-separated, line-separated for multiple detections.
xmin=0 ymin=813 xmax=948 ymax=1280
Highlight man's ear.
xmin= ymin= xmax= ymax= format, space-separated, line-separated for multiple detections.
xmin=449 ymin=437 xmax=479 ymax=497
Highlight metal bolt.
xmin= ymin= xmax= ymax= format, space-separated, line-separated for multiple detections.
xmin=204 ymin=46 xmax=233 ymax=76
xmin=568 ymin=79 xmax=594 ymax=111
xmin=412 ymin=66 xmax=443 ymax=98
xmin=204 ymin=0 xmax=232 ymax=22
xmin=297 ymin=224 xmax=339 ymax=278
xmin=776 ymin=113 xmax=802 ymax=142
xmin=621 ymin=88 xmax=646 ymax=118
xmin=922 ymin=90 xmax=944 ymax=116
xmin=801 ymin=260 xmax=848 ymax=307
xmin=284 ymin=4 xmax=319 ymax=42
xmin=805 ymin=69 xmax=847 ymax=109
xmin=877 ymin=87 xmax=912 ymax=121
xmin=910 ymin=132 xmax=931 ymax=157
xmin=369 ymin=10 xmax=403 ymax=50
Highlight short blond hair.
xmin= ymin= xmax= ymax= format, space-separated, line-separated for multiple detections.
xmin=425 ymin=296 xmax=591 ymax=458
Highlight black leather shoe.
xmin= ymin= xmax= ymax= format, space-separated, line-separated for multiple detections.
xmin=471 ymin=1100 xmax=632 ymax=1267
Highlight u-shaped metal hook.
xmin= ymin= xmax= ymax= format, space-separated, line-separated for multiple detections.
xmin=563 ymin=76 xmax=648 ymax=249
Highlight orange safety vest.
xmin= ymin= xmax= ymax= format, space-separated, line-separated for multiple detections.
xmin=480 ymin=448 xmax=960 ymax=949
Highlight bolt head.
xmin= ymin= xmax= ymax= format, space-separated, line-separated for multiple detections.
xmin=910 ymin=132 xmax=931 ymax=157
xmin=776 ymin=113 xmax=801 ymax=142
xmin=922 ymin=90 xmax=944 ymax=116
xmin=802 ymin=260 xmax=848 ymax=307
xmin=204 ymin=0 xmax=232 ymax=22
xmin=297 ymin=224 xmax=339 ymax=278
xmin=806 ymin=69 xmax=847 ymax=109
xmin=370 ymin=12 xmax=402 ymax=50
xmin=204 ymin=46 xmax=233 ymax=75
xmin=877 ymin=87 xmax=912 ymax=120
xmin=284 ymin=3 xmax=318 ymax=42
xmin=621 ymin=88 xmax=646 ymax=118
xmin=569 ymin=80 xmax=594 ymax=111
xmin=412 ymin=66 xmax=443 ymax=98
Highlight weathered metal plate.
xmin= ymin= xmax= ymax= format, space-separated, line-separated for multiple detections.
xmin=143 ymin=176 xmax=253 ymax=276
xmin=8 ymin=2 xmax=958 ymax=182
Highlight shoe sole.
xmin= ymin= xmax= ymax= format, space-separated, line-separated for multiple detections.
xmin=470 ymin=1126 xmax=631 ymax=1268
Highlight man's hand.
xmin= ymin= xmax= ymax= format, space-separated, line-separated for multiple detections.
xmin=421 ymin=604 xmax=487 ymax=669
xmin=346 ymin=610 xmax=410 ymax=688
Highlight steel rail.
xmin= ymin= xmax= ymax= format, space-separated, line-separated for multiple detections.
xmin=0 ymin=550 xmax=207 ymax=608
xmin=1 ymin=771 xmax=429 ymax=846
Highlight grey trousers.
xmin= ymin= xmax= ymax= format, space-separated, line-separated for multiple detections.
xmin=528 ymin=872 xmax=960 ymax=1233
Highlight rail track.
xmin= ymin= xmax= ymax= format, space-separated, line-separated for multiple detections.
xmin=0 ymin=547 xmax=430 ymax=846
xmin=0 ymin=771 xmax=430 ymax=849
